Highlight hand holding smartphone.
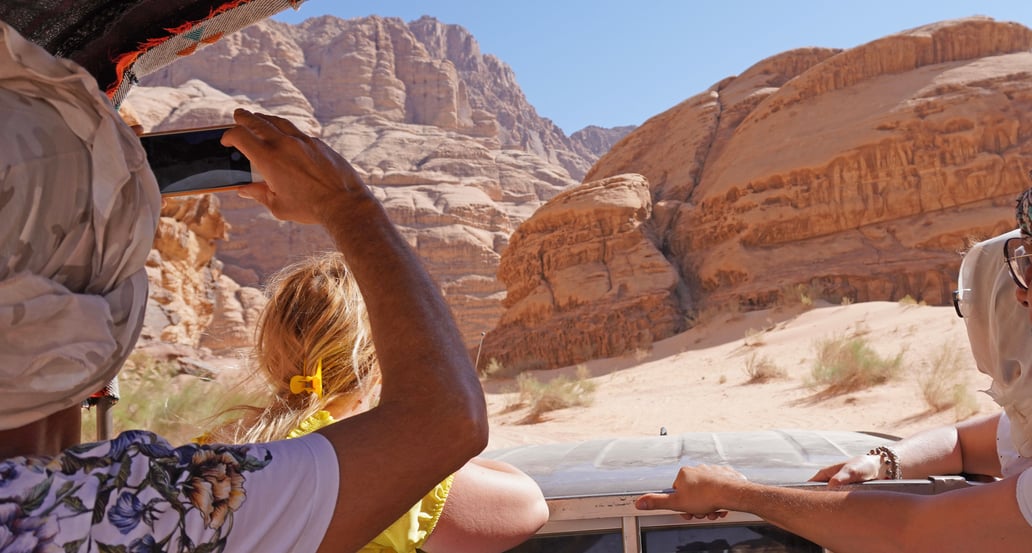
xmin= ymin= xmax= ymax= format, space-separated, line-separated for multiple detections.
xmin=140 ymin=125 xmax=261 ymax=196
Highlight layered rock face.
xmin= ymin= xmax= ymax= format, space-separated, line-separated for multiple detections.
xmin=584 ymin=17 xmax=1032 ymax=312
xmin=142 ymin=195 xmax=265 ymax=353
xmin=480 ymin=174 xmax=684 ymax=369
xmin=482 ymin=17 xmax=1032 ymax=368
xmin=128 ymin=15 xmax=597 ymax=347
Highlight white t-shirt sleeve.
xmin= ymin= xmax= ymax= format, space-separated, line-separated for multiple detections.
xmin=227 ymin=433 xmax=340 ymax=552
xmin=1016 ymin=469 xmax=1032 ymax=526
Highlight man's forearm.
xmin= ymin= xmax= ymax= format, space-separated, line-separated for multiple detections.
xmin=321 ymin=193 xmax=486 ymax=441
xmin=729 ymin=482 xmax=920 ymax=553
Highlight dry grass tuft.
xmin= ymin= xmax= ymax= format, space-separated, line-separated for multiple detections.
xmin=744 ymin=353 xmax=787 ymax=384
xmin=514 ymin=365 xmax=596 ymax=424
xmin=82 ymin=351 xmax=260 ymax=445
xmin=898 ymin=294 xmax=927 ymax=307
xmin=808 ymin=334 xmax=904 ymax=396
xmin=919 ymin=342 xmax=980 ymax=420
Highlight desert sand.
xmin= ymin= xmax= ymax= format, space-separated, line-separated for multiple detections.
xmin=482 ymin=300 xmax=1000 ymax=452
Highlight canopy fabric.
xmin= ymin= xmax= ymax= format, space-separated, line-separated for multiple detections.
xmin=0 ymin=0 xmax=304 ymax=105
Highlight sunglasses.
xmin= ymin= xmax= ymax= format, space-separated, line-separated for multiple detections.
xmin=1004 ymin=236 xmax=1032 ymax=290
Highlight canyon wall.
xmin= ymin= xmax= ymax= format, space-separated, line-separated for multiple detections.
xmin=481 ymin=17 xmax=1032 ymax=368
xmin=128 ymin=15 xmax=610 ymax=348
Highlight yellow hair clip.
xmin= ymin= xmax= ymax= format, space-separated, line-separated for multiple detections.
xmin=290 ymin=358 xmax=323 ymax=398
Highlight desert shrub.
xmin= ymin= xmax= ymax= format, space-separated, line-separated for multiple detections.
xmin=483 ymin=356 xmax=546 ymax=379
xmin=809 ymin=334 xmax=903 ymax=395
xmin=744 ymin=353 xmax=787 ymax=384
xmin=633 ymin=347 xmax=651 ymax=362
xmin=952 ymin=387 xmax=980 ymax=421
xmin=515 ymin=365 xmax=596 ymax=424
xmin=686 ymin=300 xmax=742 ymax=326
xmin=840 ymin=296 xmax=854 ymax=306
xmin=919 ymin=342 xmax=979 ymax=419
xmin=849 ymin=319 xmax=871 ymax=337
xmin=898 ymin=294 xmax=926 ymax=306
xmin=82 ymin=352 xmax=260 ymax=445
xmin=483 ymin=357 xmax=507 ymax=378
xmin=777 ymin=283 xmax=818 ymax=310
xmin=744 ymin=327 xmax=766 ymax=347
xmin=798 ymin=288 xmax=814 ymax=307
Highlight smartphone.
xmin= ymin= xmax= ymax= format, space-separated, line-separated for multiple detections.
xmin=140 ymin=125 xmax=260 ymax=196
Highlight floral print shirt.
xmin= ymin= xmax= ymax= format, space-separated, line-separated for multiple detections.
xmin=0 ymin=430 xmax=338 ymax=553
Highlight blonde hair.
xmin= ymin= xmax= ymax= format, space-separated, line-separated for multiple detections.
xmin=214 ymin=252 xmax=378 ymax=443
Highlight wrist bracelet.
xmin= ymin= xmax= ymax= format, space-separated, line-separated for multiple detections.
xmin=868 ymin=445 xmax=902 ymax=479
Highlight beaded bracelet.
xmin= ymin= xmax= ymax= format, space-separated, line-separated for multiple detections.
xmin=868 ymin=445 xmax=902 ymax=479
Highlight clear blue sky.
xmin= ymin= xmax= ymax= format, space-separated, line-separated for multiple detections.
xmin=274 ymin=1 xmax=1032 ymax=135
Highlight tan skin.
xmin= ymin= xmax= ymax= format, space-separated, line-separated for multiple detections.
xmin=810 ymin=412 xmax=1002 ymax=486
xmin=635 ymin=260 xmax=1032 ymax=552
xmin=3 ymin=111 xmax=498 ymax=552
xmin=323 ymin=389 xmax=548 ymax=553
xmin=221 ymin=109 xmax=489 ymax=553
xmin=0 ymin=406 xmax=81 ymax=458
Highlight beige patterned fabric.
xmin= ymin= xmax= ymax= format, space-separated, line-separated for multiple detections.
xmin=956 ymin=229 xmax=1032 ymax=456
xmin=0 ymin=21 xmax=160 ymax=429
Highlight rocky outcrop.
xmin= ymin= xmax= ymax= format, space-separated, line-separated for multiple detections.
xmin=583 ymin=17 xmax=1032 ymax=313
xmin=142 ymin=195 xmax=264 ymax=351
xmin=479 ymin=174 xmax=684 ymax=369
xmin=485 ymin=17 xmax=1032 ymax=369
xmin=128 ymin=15 xmax=586 ymax=347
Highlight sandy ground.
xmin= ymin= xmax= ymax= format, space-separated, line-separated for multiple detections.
xmin=193 ymin=299 xmax=1001 ymax=453
xmin=482 ymin=300 xmax=1000 ymax=452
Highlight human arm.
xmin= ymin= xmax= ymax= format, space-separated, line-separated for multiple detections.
xmin=810 ymin=412 xmax=1002 ymax=486
xmin=221 ymin=109 xmax=488 ymax=553
xmin=637 ymin=464 xmax=1032 ymax=553
xmin=422 ymin=457 xmax=549 ymax=553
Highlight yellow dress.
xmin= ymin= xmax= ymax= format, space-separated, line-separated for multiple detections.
xmin=290 ymin=410 xmax=454 ymax=553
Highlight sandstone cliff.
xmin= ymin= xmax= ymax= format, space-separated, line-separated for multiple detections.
xmin=482 ymin=17 xmax=1032 ymax=369
xmin=142 ymin=195 xmax=265 ymax=353
xmin=128 ymin=15 xmax=590 ymax=348
xmin=480 ymin=174 xmax=684 ymax=369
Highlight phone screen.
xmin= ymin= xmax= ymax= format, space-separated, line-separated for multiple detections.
xmin=141 ymin=126 xmax=254 ymax=196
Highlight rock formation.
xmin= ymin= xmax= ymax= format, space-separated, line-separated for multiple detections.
xmin=480 ymin=174 xmax=684 ymax=369
xmin=128 ymin=15 xmax=594 ymax=348
xmin=482 ymin=17 xmax=1032 ymax=369
xmin=142 ymin=195 xmax=265 ymax=353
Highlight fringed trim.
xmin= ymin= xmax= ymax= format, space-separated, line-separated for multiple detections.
xmin=105 ymin=0 xmax=252 ymax=99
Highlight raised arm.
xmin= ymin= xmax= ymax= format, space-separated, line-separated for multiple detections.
xmin=810 ymin=413 xmax=1002 ymax=486
xmin=221 ymin=109 xmax=488 ymax=553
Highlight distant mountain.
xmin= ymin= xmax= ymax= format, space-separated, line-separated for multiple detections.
xmin=128 ymin=15 xmax=608 ymax=348
xmin=570 ymin=125 xmax=636 ymax=159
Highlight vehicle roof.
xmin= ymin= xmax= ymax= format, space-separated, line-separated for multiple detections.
xmin=484 ymin=429 xmax=897 ymax=498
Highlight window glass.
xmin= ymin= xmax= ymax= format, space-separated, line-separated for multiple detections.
xmin=642 ymin=524 xmax=822 ymax=552
xmin=505 ymin=531 xmax=623 ymax=553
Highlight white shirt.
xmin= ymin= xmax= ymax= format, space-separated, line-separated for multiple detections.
xmin=0 ymin=431 xmax=338 ymax=552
